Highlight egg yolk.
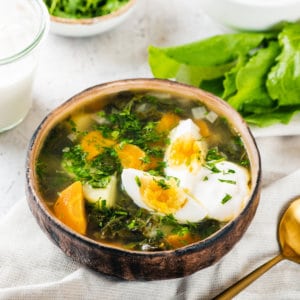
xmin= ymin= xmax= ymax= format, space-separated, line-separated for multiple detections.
xmin=168 ymin=135 xmax=204 ymax=172
xmin=156 ymin=113 xmax=181 ymax=133
xmin=139 ymin=176 xmax=187 ymax=214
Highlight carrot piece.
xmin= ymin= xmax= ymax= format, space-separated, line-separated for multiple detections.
xmin=116 ymin=144 xmax=147 ymax=170
xmin=144 ymin=156 xmax=162 ymax=171
xmin=166 ymin=232 xmax=198 ymax=249
xmin=54 ymin=181 xmax=87 ymax=235
xmin=194 ymin=119 xmax=210 ymax=137
xmin=156 ymin=113 xmax=180 ymax=133
xmin=81 ymin=131 xmax=115 ymax=160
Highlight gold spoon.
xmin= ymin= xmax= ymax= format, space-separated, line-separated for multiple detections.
xmin=214 ymin=197 xmax=300 ymax=300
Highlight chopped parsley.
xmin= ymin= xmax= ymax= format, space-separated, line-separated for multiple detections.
xmin=204 ymin=147 xmax=227 ymax=173
xmin=205 ymin=162 xmax=221 ymax=173
xmin=206 ymin=147 xmax=226 ymax=163
xmin=154 ymin=178 xmax=170 ymax=190
xmin=62 ymin=145 xmax=120 ymax=188
xmin=218 ymin=179 xmax=236 ymax=184
xmin=221 ymin=194 xmax=232 ymax=204
xmin=135 ymin=176 xmax=141 ymax=187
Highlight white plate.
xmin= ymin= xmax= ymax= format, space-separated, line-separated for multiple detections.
xmin=251 ymin=113 xmax=300 ymax=138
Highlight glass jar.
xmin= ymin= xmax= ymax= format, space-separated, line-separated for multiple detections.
xmin=0 ymin=0 xmax=49 ymax=133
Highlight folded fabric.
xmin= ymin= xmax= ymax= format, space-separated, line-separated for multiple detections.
xmin=0 ymin=170 xmax=300 ymax=300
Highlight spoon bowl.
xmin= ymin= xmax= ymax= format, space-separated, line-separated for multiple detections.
xmin=279 ymin=198 xmax=300 ymax=263
xmin=215 ymin=196 xmax=300 ymax=299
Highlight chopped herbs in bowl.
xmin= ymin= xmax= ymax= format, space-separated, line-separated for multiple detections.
xmin=44 ymin=0 xmax=136 ymax=37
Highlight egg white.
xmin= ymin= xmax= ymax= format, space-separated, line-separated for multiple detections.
xmin=193 ymin=161 xmax=250 ymax=222
xmin=164 ymin=119 xmax=207 ymax=192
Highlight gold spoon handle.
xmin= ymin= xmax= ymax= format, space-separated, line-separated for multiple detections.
xmin=213 ymin=254 xmax=284 ymax=300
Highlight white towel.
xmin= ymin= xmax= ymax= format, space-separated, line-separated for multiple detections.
xmin=0 ymin=169 xmax=299 ymax=299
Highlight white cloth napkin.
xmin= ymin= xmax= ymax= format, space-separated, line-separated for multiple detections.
xmin=0 ymin=169 xmax=300 ymax=300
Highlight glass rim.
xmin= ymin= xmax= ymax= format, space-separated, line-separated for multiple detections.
xmin=0 ymin=0 xmax=49 ymax=65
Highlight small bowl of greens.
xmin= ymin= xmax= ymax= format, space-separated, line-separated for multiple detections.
xmin=43 ymin=0 xmax=137 ymax=37
xmin=26 ymin=78 xmax=261 ymax=280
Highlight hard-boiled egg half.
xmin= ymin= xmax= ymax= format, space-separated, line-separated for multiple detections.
xmin=121 ymin=168 xmax=207 ymax=223
xmin=194 ymin=161 xmax=250 ymax=222
xmin=164 ymin=119 xmax=207 ymax=192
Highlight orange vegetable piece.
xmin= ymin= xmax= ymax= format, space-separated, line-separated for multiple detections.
xmin=54 ymin=181 xmax=87 ymax=235
xmin=166 ymin=232 xmax=198 ymax=249
xmin=144 ymin=156 xmax=162 ymax=171
xmin=116 ymin=144 xmax=147 ymax=170
xmin=81 ymin=131 xmax=115 ymax=160
xmin=156 ymin=113 xmax=180 ymax=133
xmin=194 ymin=119 xmax=210 ymax=137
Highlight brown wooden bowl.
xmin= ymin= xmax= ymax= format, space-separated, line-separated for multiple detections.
xmin=26 ymin=78 xmax=261 ymax=280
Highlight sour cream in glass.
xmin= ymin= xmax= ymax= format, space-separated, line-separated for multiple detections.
xmin=0 ymin=0 xmax=48 ymax=132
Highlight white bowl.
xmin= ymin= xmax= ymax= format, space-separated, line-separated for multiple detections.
xmin=49 ymin=0 xmax=136 ymax=37
xmin=199 ymin=0 xmax=300 ymax=31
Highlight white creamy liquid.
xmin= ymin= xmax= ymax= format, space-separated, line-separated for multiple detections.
xmin=0 ymin=0 xmax=41 ymax=131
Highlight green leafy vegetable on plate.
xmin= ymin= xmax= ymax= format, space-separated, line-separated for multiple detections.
xmin=44 ymin=0 xmax=130 ymax=19
xmin=148 ymin=23 xmax=300 ymax=127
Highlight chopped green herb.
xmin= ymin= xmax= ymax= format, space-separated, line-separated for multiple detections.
xmin=174 ymin=107 xmax=183 ymax=114
xmin=221 ymin=194 xmax=232 ymax=204
xmin=218 ymin=179 xmax=236 ymax=184
xmin=127 ymin=219 xmax=137 ymax=230
xmin=234 ymin=136 xmax=244 ymax=147
xmin=135 ymin=176 xmax=141 ymax=187
xmin=62 ymin=145 xmax=120 ymax=188
xmin=240 ymin=154 xmax=250 ymax=167
xmin=206 ymin=147 xmax=226 ymax=162
xmin=140 ymin=155 xmax=151 ymax=164
xmin=154 ymin=178 xmax=170 ymax=190
xmin=205 ymin=163 xmax=221 ymax=173
xmin=172 ymin=226 xmax=190 ymax=236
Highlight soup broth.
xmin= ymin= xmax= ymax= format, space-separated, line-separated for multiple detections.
xmin=37 ymin=90 xmax=251 ymax=251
